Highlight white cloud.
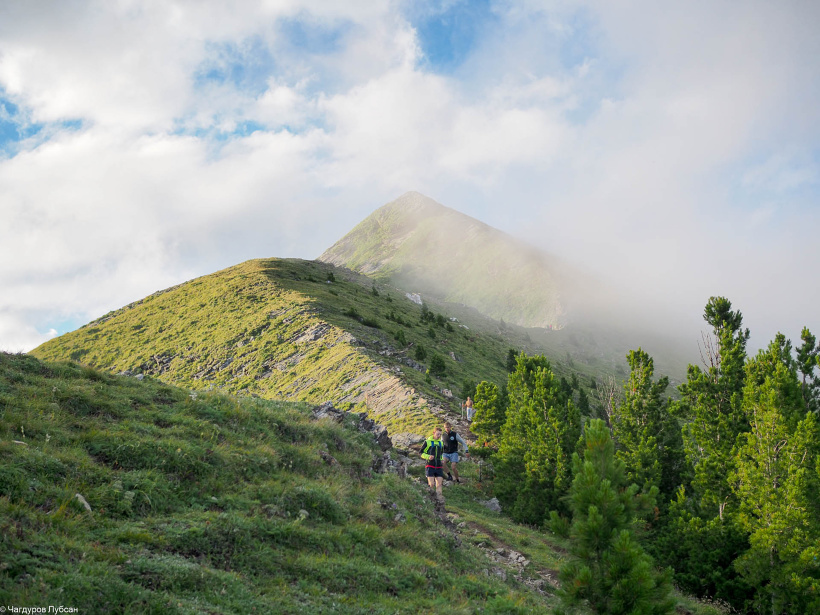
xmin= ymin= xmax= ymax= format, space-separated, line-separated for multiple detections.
xmin=0 ymin=0 xmax=818 ymax=353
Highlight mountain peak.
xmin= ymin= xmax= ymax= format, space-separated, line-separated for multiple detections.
xmin=319 ymin=194 xmax=565 ymax=329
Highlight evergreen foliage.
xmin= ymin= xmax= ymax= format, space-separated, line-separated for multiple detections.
xmin=577 ymin=387 xmax=590 ymax=415
xmin=505 ymin=348 xmax=519 ymax=373
xmin=613 ymin=349 xmax=684 ymax=498
xmin=460 ymin=379 xmax=477 ymax=401
xmin=428 ymin=354 xmax=446 ymax=378
xmin=493 ymin=354 xmax=580 ymax=524
xmin=653 ymin=490 xmax=753 ymax=607
xmin=731 ymin=339 xmax=820 ymax=613
xmin=676 ymin=296 xmax=750 ymax=520
xmin=471 ymin=381 xmax=505 ymax=445
xmin=558 ymin=419 xmax=674 ymax=615
xmin=796 ymin=327 xmax=820 ymax=413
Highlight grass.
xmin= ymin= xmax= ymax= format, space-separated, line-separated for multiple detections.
xmin=30 ymin=258 xmax=620 ymax=439
xmin=0 ymin=353 xmax=725 ymax=614
xmin=0 ymin=352 xmax=558 ymax=613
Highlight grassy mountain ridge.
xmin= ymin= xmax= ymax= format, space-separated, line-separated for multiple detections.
xmin=31 ymin=255 xmax=687 ymax=439
xmin=319 ymin=192 xmax=567 ymax=329
xmin=33 ymin=258 xmax=540 ymax=440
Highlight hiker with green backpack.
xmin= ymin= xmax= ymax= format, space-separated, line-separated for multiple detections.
xmin=420 ymin=426 xmax=445 ymax=503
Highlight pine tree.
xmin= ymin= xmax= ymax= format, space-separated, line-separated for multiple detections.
xmin=558 ymin=419 xmax=674 ymax=615
xmin=613 ymin=349 xmax=684 ymax=498
xmin=494 ymin=354 xmax=580 ymax=524
xmin=577 ymin=387 xmax=591 ymax=415
xmin=505 ymin=348 xmax=519 ymax=373
xmin=658 ymin=299 xmax=754 ymax=610
xmin=677 ymin=296 xmax=749 ymax=520
xmin=796 ymin=327 xmax=820 ymax=413
xmin=471 ymin=381 xmax=505 ymax=445
xmin=731 ymin=338 xmax=820 ymax=614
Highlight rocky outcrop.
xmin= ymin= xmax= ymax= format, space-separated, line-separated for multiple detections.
xmin=311 ymin=402 xmax=392 ymax=452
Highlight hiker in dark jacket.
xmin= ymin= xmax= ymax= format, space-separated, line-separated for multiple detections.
xmin=421 ymin=426 xmax=445 ymax=502
xmin=442 ymin=421 xmax=469 ymax=483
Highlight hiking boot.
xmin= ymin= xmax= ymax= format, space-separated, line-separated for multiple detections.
xmin=447 ymin=473 xmax=454 ymax=481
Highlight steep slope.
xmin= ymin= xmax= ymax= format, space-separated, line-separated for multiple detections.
xmin=0 ymin=352 xmax=561 ymax=613
xmin=31 ymin=258 xmax=522 ymax=441
xmin=319 ymin=192 xmax=567 ymax=329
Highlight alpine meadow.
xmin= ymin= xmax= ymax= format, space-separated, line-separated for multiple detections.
xmin=3 ymin=194 xmax=818 ymax=614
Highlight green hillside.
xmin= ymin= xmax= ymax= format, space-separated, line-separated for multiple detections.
xmin=0 ymin=352 xmax=554 ymax=613
xmin=0 ymin=353 xmax=724 ymax=614
xmin=31 ymin=255 xmax=686 ymax=440
xmin=318 ymin=192 xmax=567 ymax=330
xmin=31 ymin=258 xmax=531 ymax=440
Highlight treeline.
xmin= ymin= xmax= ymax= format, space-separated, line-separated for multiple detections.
xmin=471 ymin=297 xmax=820 ymax=614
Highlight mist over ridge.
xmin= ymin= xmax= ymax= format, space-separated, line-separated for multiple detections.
xmin=320 ymin=191 xmax=568 ymax=329
xmin=320 ymin=191 xmax=701 ymax=379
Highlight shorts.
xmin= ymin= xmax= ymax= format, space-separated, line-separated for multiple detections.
xmin=425 ymin=467 xmax=444 ymax=478
xmin=443 ymin=452 xmax=459 ymax=463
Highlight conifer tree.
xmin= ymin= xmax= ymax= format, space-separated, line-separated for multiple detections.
xmin=577 ymin=387 xmax=591 ymax=415
xmin=677 ymin=296 xmax=749 ymax=520
xmin=558 ymin=419 xmax=674 ymax=615
xmin=613 ymin=349 xmax=684 ymax=498
xmin=796 ymin=327 xmax=820 ymax=413
xmin=471 ymin=381 xmax=505 ymax=445
xmin=494 ymin=354 xmax=580 ymax=524
xmin=731 ymin=338 xmax=820 ymax=614
xmin=653 ymin=298 xmax=753 ymax=607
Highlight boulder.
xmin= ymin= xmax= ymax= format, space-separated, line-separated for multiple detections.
xmin=391 ymin=433 xmax=425 ymax=449
xmin=482 ymin=497 xmax=502 ymax=513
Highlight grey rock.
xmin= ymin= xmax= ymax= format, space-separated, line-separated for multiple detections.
xmin=312 ymin=401 xmax=344 ymax=422
xmin=404 ymin=358 xmax=425 ymax=371
xmin=482 ymin=497 xmax=502 ymax=512
xmin=373 ymin=424 xmax=392 ymax=451
xmin=75 ymin=493 xmax=92 ymax=513
xmin=391 ymin=433 xmax=425 ymax=449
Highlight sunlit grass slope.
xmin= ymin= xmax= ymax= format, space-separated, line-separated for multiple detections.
xmin=32 ymin=258 xmax=603 ymax=438
xmin=1 ymin=352 xmax=562 ymax=614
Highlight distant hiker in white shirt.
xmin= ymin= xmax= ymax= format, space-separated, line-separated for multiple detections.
xmin=463 ymin=396 xmax=475 ymax=422
xmin=442 ymin=421 xmax=469 ymax=483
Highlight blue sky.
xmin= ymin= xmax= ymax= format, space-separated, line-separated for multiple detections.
xmin=0 ymin=0 xmax=818 ymax=353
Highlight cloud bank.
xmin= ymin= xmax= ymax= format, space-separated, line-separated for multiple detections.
xmin=1 ymin=0 xmax=818 ymax=353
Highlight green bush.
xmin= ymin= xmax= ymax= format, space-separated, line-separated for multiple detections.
xmin=429 ymin=354 xmax=446 ymax=378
